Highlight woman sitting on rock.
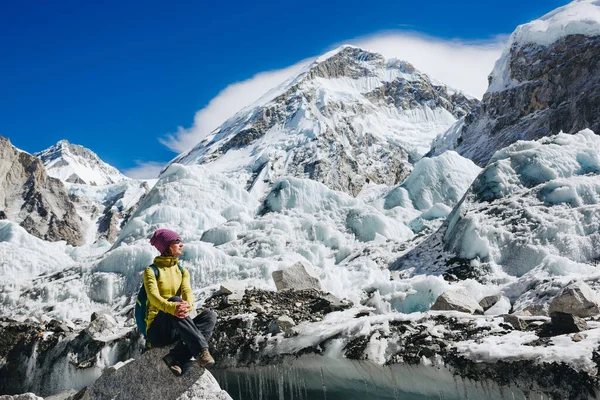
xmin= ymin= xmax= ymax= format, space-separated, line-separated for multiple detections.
xmin=145 ymin=228 xmax=217 ymax=376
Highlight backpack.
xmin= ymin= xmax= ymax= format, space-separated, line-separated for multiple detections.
xmin=135 ymin=263 xmax=184 ymax=336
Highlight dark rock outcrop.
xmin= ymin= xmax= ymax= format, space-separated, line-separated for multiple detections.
xmin=0 ymin=137 xmax=86 ymax=245
xmin=83 ymin=347 xmax=232 ymax=400
xmin=444 ymin=34 xmax=600 ymax=166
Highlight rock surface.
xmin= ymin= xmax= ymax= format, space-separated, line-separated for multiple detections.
xmin=430 ymin=290 xmax=483 ymax=314
xmin=432 ymin=35 xmax=600 ymax=166
xmin=549 ymin=281 xmax=600 ymax=318
xmin=0 ymin=137 xmax=86 ymax=245
xmin=272 ymin=261 xmax=322 ymax=291
xmin=83 ymin=347 xmax=232 ymax=400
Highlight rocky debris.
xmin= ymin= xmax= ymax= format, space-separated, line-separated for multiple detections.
xmin=503 ymin=314 xmax=528 ymax=331
xmin=549 ymin=281 xmax=600 ymax=318
xmin=438 ymin=35 xmax=600 ymax=166
xmin=0 ymin=136 xmax=86 ymax=245
xmin=204 ymin=288 xmax=352 ymax=366
xmin=82 ymin=347 xmax=232 ymax=400
xmin=272 ymin=261 xmax=322 ymax=291
xmin=540 ymin=312 xmax=589 ymax=337
xmin=0 ymin=394 xmax=43 ymax=400
xmin=431 ymin=290 xmax=483 ymax=314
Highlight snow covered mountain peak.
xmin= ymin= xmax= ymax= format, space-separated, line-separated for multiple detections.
xmin=172 ymin=46 xmax=478 ymax=197
xmin=36 ymin=140 xmax=129 ymax=186
xmin=488 ymin=0 xmax=600 ymax=93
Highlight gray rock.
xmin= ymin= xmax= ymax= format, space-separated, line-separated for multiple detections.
xmin=503 ymin=315 xmax=528 ymax=331
xmin=268 ymin=315 xmax=296 ymax=335
xmin=0 ymin=394 xmax=43 ymax=400
xmin=546 ymin=312 xmax=588 ymax=336
xmin=436 ymin=35 xmax=600 ymax=167
xmin=431 ymin=290 xmax=483 ymax=314
xmin=272 ymin=261 xmax=322 ymax=291
xmin=522 ymin=303 xmax=549 ymax=317
xmin=549 ymin=281 xmax=600 ymax=318
xmin=479 ymin=295 xmax=507 ymax=311
xmin=83 ymin=347 xmax=232 ymax=400
xmin=85 ymin=313 xmax=119 ymax=341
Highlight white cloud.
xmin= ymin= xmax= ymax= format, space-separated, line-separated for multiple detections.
xmin=160 ymin=31 xmax=507 ymax=155
xmin=160 ymin=61 xmax=310 ymax=153
xmin=350 ymin=31 xmax=507 ymax=98
xmin=123 ymin=161 xmax=165 ymax=179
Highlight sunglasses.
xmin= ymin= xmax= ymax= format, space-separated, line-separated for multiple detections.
xmin=172 ymin=238 xmax=182 ymax=244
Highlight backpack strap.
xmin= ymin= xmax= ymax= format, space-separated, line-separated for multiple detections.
xmin=148 ymin=264 xmax=159 ymax=279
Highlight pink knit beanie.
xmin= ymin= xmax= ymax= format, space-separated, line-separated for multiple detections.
xmin=150 ymin=229 xmax=181 ymax=254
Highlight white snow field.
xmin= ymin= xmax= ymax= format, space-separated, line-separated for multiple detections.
xmin=0 ymin=150 xmax=479 ymax=324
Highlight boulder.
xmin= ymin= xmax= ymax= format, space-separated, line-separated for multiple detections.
xmin=85 ymin=312 xmax=120 ymax=341
xmin=549 ymin=281 xmax=600 ymax=318
xmin=272 ymin=261 xmax=322 ymax=291
xmin=522 ymin=303 xmax=549 ymax=317
xmin=268 ymin=315 xmax=296 ymax=335
xmin=83 ymin=347 xmax=232 ymax=400
xmin=503 ymin=315 xmax=528 ymax=331
xmin=540 ymin=312 xmax=588 ymax=337
xmin=431 ymin=290 xmax=483 ymax=314
xmin=479 ymin=295 xmax=510 ymax=311
xmin=219 ymin=280 xmax=246 ymax=303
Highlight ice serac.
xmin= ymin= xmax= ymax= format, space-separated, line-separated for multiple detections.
xmin=392 ymin=130 xmax=600 ymax=312
xmin=171 ymin=46 xmax=478 ymax=196
xmin=36 ymin=140 xmax=128 ymax=186
xmin=431 ymin=0 xmax=600 ymax=166
xmin=0 ymin=136 xmax=86 ymax=246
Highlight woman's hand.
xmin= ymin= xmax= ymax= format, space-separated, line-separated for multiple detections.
xmin=175 ymin=300 xmax=190 ymax=319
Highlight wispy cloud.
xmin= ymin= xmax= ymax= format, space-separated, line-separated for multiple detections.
xmin=160 ymin=31 xmax=507 ymax=155
xmin=123 ymin=160 xmax=165 ymax=179
xmin=350 ymin=31 xmax=507 ymax=98
xmin=160 ymin=62 xmax=310 ymax=154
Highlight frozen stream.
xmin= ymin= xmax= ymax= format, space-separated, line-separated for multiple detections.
xmin=211 ymin=356 xmax=552 ymax=400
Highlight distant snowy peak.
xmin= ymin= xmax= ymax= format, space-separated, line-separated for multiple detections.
xmin=36 ymin=140 xmax=128 ymax=186
xmin=172 ymin=46 xmax=478 ymax=196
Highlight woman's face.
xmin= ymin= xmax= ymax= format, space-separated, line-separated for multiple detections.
xmin=168 ymin=239 xmax=184 ymax=257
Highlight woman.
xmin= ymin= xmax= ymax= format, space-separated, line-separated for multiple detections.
xmin=145 ymin=228 xmax=217 ymax=376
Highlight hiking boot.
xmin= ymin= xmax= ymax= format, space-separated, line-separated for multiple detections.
xmin=163 ymin=353 xmax=183 ymax=377
xmin=196 ymin=349 xmax=215 ymax=368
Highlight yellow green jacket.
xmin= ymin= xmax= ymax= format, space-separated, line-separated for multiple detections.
xmin=143 ymin=256 xmax=194 ymax=331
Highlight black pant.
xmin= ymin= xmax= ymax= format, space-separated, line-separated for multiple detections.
xmin=146 ymin=296 xmax=217 ymax=364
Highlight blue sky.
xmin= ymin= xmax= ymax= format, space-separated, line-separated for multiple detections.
xmin=0 ymin=0 xmax=569 ymax=177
